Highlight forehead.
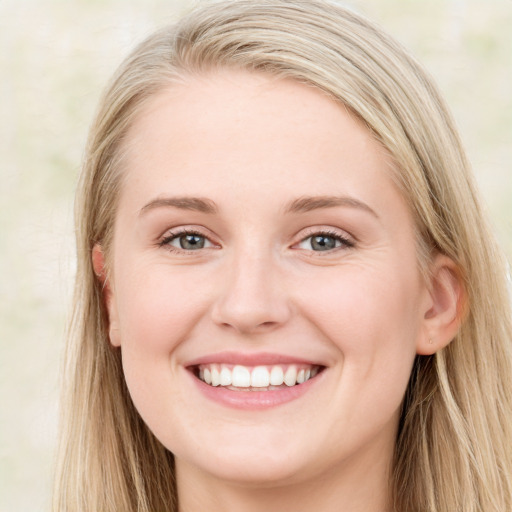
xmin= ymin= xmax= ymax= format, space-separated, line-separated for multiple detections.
xmin=119 ymin=69 xmax=405 ymax=221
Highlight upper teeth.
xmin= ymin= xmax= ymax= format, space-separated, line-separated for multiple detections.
xmin=197 ymin=364 xmax=320 ymax=388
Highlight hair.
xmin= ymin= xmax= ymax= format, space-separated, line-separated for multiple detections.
xmin=53 ymin=1 xmax=512 ymax=510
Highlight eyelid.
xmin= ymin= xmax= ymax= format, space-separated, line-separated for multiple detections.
xmin=168 ymin=233 xmax=214 ymax=249
xmin=156 ymin=225 xmax=355 ymax=254
xmin=158 ymin=226 xmax=220 ymax=252
xmin=292 ymin=226 xmax=355 ymax=252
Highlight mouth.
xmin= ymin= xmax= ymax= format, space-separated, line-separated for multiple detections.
xmin=190 ymin=363 xmax=324 ymax=391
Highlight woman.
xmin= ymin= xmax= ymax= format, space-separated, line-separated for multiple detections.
xmin=53 ymin=1 xmax=512 ymax=511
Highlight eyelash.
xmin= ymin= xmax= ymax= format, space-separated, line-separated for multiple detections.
xmin=158 ymin=228 xmax=355 ymax=253
xmin=158 ymin=228 xmax=213 ymax=253
xmin=296 ymin=229 xmax=355 ymax=253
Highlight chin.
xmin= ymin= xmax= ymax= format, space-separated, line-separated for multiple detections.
xmin=172 ymin=429 xmax=317 ymax=487
xmin=199 ymin=454 xmax=310 ymax=487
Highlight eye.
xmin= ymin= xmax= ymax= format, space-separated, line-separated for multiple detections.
xmin=160 ymin=230 xmax=215 ymax=251
xmin=296 ymin=231 xmax=354 ymax=252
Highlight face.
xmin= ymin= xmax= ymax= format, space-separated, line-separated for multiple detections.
xmin=103 ymin=70 xmax=432 ymax=488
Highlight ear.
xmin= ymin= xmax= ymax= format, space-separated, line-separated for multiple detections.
xmin=417 ymin=254 xmax=466 ymax=355
xmin=92 ymin=244 xmax=121 ymax=347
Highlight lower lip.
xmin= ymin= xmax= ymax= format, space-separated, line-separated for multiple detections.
xmin=188 ymin=370 xmax=323 ymax=410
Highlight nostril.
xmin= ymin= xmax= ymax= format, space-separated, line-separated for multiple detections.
xmin=214 ymin=316 xmax=285 ymax=335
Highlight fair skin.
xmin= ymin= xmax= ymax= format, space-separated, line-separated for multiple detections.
xmin=93 ymin=70 xmax=461 ymax=512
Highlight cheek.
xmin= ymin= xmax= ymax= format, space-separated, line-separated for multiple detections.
xmin=295 ymin=263 xmax=421 ymax=390
xmin=112 ymin=265 xmax=215 ymax=434
xmin=294 ymin=265 xmax=420 ymax=445
xmin=115 ymin=265 xmax=210 ymax=352
xmin=299 ymin=262 xmax=420 ymax=339
xmin=112 ymin=265 xmax=212 ymax=403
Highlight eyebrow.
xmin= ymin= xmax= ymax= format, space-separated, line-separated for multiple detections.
xmin=139 ymin=194 xmax=378 ymax=218
xmin=284 ymin=195 xmax=379 ymax=218
xmin=140 ymin=196 xmax=218 ymax=215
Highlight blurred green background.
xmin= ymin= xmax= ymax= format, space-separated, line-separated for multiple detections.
xmin=1 ymin=1 xmax=510 ymax=510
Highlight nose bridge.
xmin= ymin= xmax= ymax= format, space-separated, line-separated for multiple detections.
xmin=211 ymin=243 xmax=290 ymax=333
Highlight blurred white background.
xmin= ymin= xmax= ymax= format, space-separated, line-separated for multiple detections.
xmin=0 ymin=1 xmax=510 ymax=510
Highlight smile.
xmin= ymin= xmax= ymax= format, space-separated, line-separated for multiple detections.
xmin=195 ymin=364 xmax=322 ymax=390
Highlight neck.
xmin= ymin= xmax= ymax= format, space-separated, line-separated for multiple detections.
xmin=176 ymin=446 xmax=393 ymax=512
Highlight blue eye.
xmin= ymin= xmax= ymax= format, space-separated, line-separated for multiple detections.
xmin=160 ymin=231 xmax=214 ymax=251
xmin=297 ymin=232 xmax=353 ymax=252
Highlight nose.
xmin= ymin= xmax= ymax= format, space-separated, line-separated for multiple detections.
xmin=211 ymin=252 xmax=292 ymax=335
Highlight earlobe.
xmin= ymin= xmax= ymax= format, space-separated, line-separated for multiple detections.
xmin=92 ymin=244 xmax=121 ymax=348
xmin=417 ymin=254 xmax=466 ymax=355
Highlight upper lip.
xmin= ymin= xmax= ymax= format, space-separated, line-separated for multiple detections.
xmin=185 ymin=351 xmax=325 ymax=368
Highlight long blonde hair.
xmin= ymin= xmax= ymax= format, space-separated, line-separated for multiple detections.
xmin=53 ymin=1 xmax=512 ymax=510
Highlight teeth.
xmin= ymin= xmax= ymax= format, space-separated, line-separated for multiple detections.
xmin=251 ymin=366 xmax=270 ymax=387
xmin=196 ymin=363 xmax=320 ymax=389
xmin=232 ymin=365 xmax=251 ymax=387
xmin=220 ymin=366 xmax=232 ymax=386
xmin=211 ymin=366 xmax=220 ymax=387
xmin=270 ymin=366 xmax=284 ymax=386
xmin=284 ymin=366 xmax=297 ymax=387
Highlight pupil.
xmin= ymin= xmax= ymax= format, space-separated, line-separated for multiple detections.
xmin=312 ymin=235 xmax=335 ymax=251
xmin=180 ymin=234 xmax=205 ymax=250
